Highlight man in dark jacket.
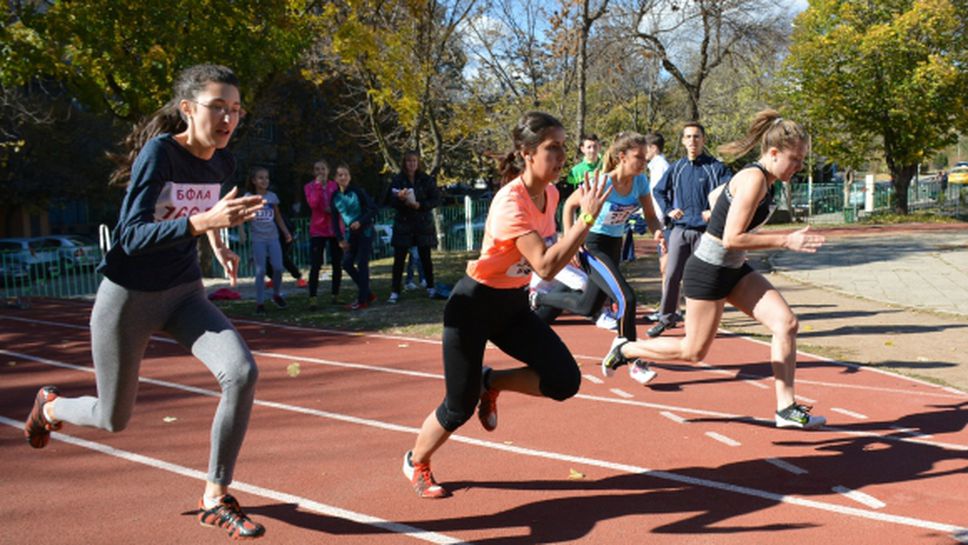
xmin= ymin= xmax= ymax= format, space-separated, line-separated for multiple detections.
xmin=649 ymin=122 xmax=732 ymax=337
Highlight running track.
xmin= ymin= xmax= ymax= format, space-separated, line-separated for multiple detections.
xmin=1 ymin=299 xmax=966 ymax=544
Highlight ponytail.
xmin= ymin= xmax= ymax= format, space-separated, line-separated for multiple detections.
xmin=718 ymin=109 xmax=808 ymax=160
xmin=108 ymin=102 xmax=185 ymax=186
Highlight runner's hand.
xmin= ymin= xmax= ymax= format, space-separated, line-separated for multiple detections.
xmin=784 ymin=225 xmax=825 ymax=253
xmin=192 ymin=187 xmax=264 ymax=232
xmin=214 ymin=246 xmax=240 ymax=288
xmin=578 ymin=170 xmax=612 ymax=220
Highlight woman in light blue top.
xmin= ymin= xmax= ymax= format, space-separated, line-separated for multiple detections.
xmin=533 ymin=132 xmax=664 ymax=383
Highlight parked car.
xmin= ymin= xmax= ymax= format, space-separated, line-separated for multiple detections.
xmin=948 ymin=166 xmax=968 ymax=185
xmin=0 ymin=237 xmax=60 ymax=277
xmin=31 ymin=235 xmax=100 ymax=267
xmin=0 ymin=245 xmax=30 ymax=283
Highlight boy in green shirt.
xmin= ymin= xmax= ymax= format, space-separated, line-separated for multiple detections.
xmin=567 ymin=134 xmax=602 ymax=188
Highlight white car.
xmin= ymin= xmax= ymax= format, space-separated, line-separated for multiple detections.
xmin=31 ymin=235 xmax=101 ymax=267
xmin=0 ymin=237 xmax=61 ymax=277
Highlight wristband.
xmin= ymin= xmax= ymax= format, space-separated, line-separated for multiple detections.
xmin=579 ymin=212 xmax=595 ymax=226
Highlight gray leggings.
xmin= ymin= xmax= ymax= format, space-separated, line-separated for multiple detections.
xmin=54 ymin=278 xmax=259 ymax=485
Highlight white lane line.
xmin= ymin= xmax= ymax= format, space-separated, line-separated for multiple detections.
xmin=4 ymin=351 xmax=968 ymax=539
xmin=832 ymin=485 xmax=887 ymax=510
xmin=0 ymin=417 xmax=467 ymax=545
xmin=796 ymin=395 xmax=818 ymax=404
xmin=6 ymin=348 xmax=967 ymax=453
xmin=659 ymin=411 xmax=687 ymax=424
xmin=831 ymin=407 xmax=869 ymax=420
xmin=890 ymin=426 xmax=933 ymax=439
xmin=582 ymin=374 xmax=604 ymax=385
xmin=744 ymin=379 xmax=769 ymax=390
xmin=6 ymin=314 xmax=965 ymax=400
xmin=609 ymin=388 xmax=634 ymax=399
xmin=765 ymin=457 xmax=809 ymax=475
xmin=705 ymin=432 xmax=741 ymax=447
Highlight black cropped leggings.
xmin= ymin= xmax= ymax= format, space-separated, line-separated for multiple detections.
xmin=435 ymin=275 xmax=582 ymax=432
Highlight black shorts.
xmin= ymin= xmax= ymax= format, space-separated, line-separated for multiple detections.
xmin=682 ymin=256 xmax=754 ymax=300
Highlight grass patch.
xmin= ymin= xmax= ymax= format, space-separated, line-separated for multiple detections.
xmin=860 ymin=210 xmax=961 ymax=224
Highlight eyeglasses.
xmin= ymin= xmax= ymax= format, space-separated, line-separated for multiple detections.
xmin=191 ymin=100 xmax=246 ymax=120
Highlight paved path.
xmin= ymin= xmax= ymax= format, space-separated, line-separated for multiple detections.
xmin=770 ymin=229 xmax=968 ymax=316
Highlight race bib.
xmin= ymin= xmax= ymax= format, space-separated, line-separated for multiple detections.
xmin=154 ymin=182 xmax=220 ymax=221
xmin=601 ymin=203 xmax=638 ymax=225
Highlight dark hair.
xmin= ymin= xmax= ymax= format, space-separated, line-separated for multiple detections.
xmin=314 ymin=159 xmax=330 ymax=172
xmin=245 ymin=166 xmax=269 ymax=193
xmin=600 ymin=131 xmax=647 ymax=172
xmin=581 ymin=133 xmax=600 ymax=144
xmin=109 ymin=64 xmax=241 ymax=186
xmin=497 ymin=111 xmax=565 ymax=185
xmin=644 ymin=132 xmax=664 ymax=153
xmin=717 ymin=109 xmax=808 ymax=159
xmin=334 ymin=163 xmax=351 ymax=175
xmin=399 ymin=150 xmax=422 ymax=177
xmin=682 ymin=121 xmax=706 ymax=137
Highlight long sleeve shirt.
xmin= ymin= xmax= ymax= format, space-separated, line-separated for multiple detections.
xmin=99 ymin=133 xmax=234 ymax=291
xmin=652 ymin=153 xmax=732 ymax=230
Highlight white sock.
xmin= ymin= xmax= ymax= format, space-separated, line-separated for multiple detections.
xmin=43 ymin=400 xmax=59 ymax=424
xmin=202 ymin=495 xmax=224 ymax=509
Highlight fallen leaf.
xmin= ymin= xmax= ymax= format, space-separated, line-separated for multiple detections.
xmin=802 ymin=325 xmax=814 ymax=332
xmin=916 ymin=356 xmax=929 ymax=362
xmin=163 ymin=416 xmax=177 ymax=423
xmin=398 ymin=343 xmax=409 ymax=348
xmin=568 ymin=468 xmax=585 ymax=480
xmin=884 ymin=340 xmax=894 ymax=347
xmin=503 ymin=441 xmax=514 ymax=445
xmin=287 ymin=363 xmax=301 ymax=377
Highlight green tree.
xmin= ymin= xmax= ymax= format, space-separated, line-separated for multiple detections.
xmin=2 ymin=0 xmax=316 ymax=121
xmin=780 ymin=0 xmax=968 ymax=214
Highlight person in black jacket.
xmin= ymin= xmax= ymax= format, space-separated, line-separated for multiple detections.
xmin=386 ymin=151 xmax=441 ymax=303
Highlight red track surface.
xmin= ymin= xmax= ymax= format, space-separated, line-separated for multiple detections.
xmin=2 ymin=299 xmax=966 ymax=544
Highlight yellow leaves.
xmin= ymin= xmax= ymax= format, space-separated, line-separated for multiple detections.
xmin=568 ymin=468 xmax=586 ymax=480
xmin=162 ymin=416 xmax=177 ymax=423
xmin=286 ymin=362 xmax=302 ymax=377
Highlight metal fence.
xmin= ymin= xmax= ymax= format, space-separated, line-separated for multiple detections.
xmin=5 ymin=180 xmax=964 ymax=300
xmin=1 ymin=197 xmax=497 ymax=300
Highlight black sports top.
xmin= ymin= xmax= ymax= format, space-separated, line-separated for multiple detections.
xmin=706 ymin=163 xmax=776 ymax=239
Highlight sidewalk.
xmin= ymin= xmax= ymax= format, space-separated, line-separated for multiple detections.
xmin=721 ymin=224 xmax=968 ymax=392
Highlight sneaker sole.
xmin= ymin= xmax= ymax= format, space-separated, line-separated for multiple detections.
xmin=628 ymin=363 xmax=657 ymax=385
xmin=775 ymin=416 xmax=827 ymax=429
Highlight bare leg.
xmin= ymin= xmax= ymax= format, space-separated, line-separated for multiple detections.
xmin=726 ymin=271 xmax=799 ymax=410
xmin=411 ymin=412 xmax=453 ymax=464
xmin=622 ymin=297 xmax=725 ymax=363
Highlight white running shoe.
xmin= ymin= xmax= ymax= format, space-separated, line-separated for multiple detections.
xmin=628 ymin=360 xmax=657 ymax=385
xmin=601 ymin=337 xmax=629 ymax=378
xmin=387 ymin=292 xmax=400 ymax=304
xmin=404 ymin=281 xmax=419 ymax=291
xmin=775 ymin=403 xmax=826 ymax=429
xmin=595 ymin=311 xmax=618 ymax=331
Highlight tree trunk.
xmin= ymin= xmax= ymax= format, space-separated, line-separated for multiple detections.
xmin=576 ymin=21 xmax=589 ymax=147
xmin=891 ymin=164 xmax=917 ymax=214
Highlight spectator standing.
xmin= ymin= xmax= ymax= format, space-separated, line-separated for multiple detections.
xmin=649 ymin=122 xmax=731 ymax=337
xmin=387 ymin=151 xmax=441 ymax=303
xmin=304 ymin=160 xmax=342 ymax=309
